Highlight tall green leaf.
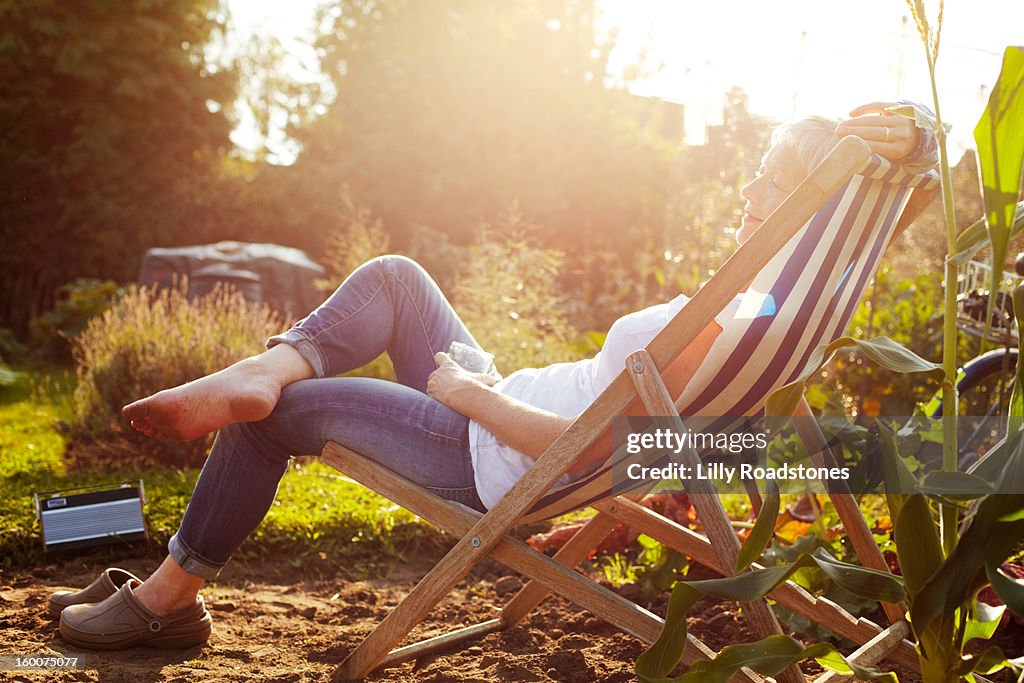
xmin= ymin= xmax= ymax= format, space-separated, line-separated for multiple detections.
xmin=637 ymin=550 xmax=905 ymax=681
xmin=655 ymin=637 xmax=897 ymax=683
xmin=986 ymin=562 xmax=1024 ymax=617
xmin=635 ymin=582 xmax=702 ymax=679
xmin=735 ymin=480 xmax=780 ymax=573
xmin=911 ymin=439 xmax=1024 ymax=634
xmin=974 ymin=47 xmax=1024 ymax=353
xmin=878 ymin=420 xmax=919 ymax=522
xmin=962 ymin=599 xmax=1006 ymax=645
xmin=765 ymin=336 xmax=941 ymax=416
xmin=1010 ymin=283 xmax=1024 ymax=436
xmin=894 ymin=494 xmax=943 ymax=598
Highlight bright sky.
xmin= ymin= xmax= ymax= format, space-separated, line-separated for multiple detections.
xmin=224 ymin=0 xmax=1023 ymax=161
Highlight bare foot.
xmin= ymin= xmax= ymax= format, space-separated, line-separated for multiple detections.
xmin=122 ymin=357 xmax=282 ymax=441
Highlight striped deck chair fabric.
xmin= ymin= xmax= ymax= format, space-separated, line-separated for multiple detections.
xmin=521 ymin=153 xmax=940 ymax=524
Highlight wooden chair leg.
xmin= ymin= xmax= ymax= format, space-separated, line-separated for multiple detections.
xmin=323 ymin=444 xmax=763 ymax=683
xmin=810 ymin=621 xmax=909 ymax=682
xmin=794 ymin=398 xmax=906 ymax=625
xmin=501 ymin=510 xmax=621 ymax=626
xmin=627 ymin=350 xmax=806 ymax=683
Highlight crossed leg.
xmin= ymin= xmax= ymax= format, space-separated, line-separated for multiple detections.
xmin=106 ymin=255 xmax=488 ymax=620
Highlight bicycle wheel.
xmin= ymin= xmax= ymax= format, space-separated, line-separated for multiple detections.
xmin=930 ymin=347 xmax=1018 ymax=469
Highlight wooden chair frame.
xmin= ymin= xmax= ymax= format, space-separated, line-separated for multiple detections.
xmin=320 ymin=137 xmax=937 ymax=682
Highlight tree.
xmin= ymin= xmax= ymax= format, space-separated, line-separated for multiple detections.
xmin=267 ymin=0 xmax=677 ymax=258
xmin=0 ymin=0 xmax=238 ymax=331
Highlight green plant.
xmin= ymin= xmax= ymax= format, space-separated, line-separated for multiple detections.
xmin=450 ymin=205 xmax=579 ymax=373
xmin=314 ymin=189 xmax=392 ymax=293
xmin=634 ymin=425 xmax=1024 ymax=682
xmin=70 ymin=280 xmax=282 ymax=468
xmin=824 ymin=265 xmax=945 ymax=416
xmin=29 ymin=279 xmax=123 ymax=362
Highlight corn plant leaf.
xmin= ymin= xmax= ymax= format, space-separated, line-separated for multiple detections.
xmin=894 ymin=494 xmax=943 ymax=597
xmin=656 ymin=636 xmax=897 ymax=683
xmin=638 ymin=550 xmax=905 ymax=680
xmin=684 ymin=559 xmax=813 ymax=602
xmin=685 ymin=549 xmax=903 ymax=604
xmin=635 ymin=582 xmax=702 ymax=679
xmin=735 ymin=479 xmax=780 ymax=573
xmin=967 ymin=426 xmax=1024 ymax=484
xmin=999 ymin=506 xmax=1024 ymax=522
xmin=911 ymin=439 xmax=1024 ymax=634
xmin=916 ymin=471 xmax=994 ymax=500
xmin=986 ymin=562 xmax=1024 ymax=618
xmin=974 ymin=47 xmax=1024 ymax=350
xmin=950 ymin=202 xmax=1024 ymax=265
xmin=957 ymin=645 xmax=1014 ymax=676
xmin=808 ymin=547 xmax=905 ymax=604
xmin=1010 ymin=284 xmax=1024 ymax=436
xmin=963 ymin=599 xmax=1006 ymax=644
xmin=765 ymin=336 xmax=940 ymax=416
xmin=878 ymin=421 xmax=918 ymax=522
xmin=814 ymin=649 xmax=902 ymax=682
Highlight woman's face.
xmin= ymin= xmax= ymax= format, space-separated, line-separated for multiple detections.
xmin=736 ymin=145 xmax=806 ymax=245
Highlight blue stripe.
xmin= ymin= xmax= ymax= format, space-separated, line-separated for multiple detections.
xmin=681 ymin=182 xmax=851 ymax=415
xmin=725 ymin=180 xmax=878 ymax=417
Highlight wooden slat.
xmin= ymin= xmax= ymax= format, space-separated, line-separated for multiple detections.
xmin=379 ymin=619 xmax=504 ymax=668
xmin=322 ymin=444 xmax=763 ymax=683
xmin=500 ymin=511 xmax=620 ymax=626
xmin=893 ymin=186 xmax=938 ymax=240
xmin=329 ymin=138 xmax=870 ymax=680
xmin=595 ymin=496 xmax=920 ymax=670
xmin=626 ymin=349 xmax=805 ymax=683
xmin=793 ymin=398 xmax=906 ymax=625
xmin=811 ymin=621 xmax=910 ymax=683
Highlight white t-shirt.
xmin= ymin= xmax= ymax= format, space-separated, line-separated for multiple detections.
xmin=468 ymin=293 xmax=742 ymax=509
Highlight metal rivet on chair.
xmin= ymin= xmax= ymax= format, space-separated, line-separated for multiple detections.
xmin=470 ymin=536 xmax=481 ymax=548
xmin=632 ymin=361 xmax=644 ymax=373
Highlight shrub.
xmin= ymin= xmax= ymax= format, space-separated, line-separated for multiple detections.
xmin=818 ymin=264 xmax=948 ymax=416
xmin=450 ymin=206 xmax=579 ymax=373
xmin=315 ymin=190 xmax=392 ymax=293
xmin=30 ymin=279 xmax=124 ymax=362
xmin=71 ymin=281 xmax=283 ymax=467
xmin=313 ymin=192 xmax=396 ymax=381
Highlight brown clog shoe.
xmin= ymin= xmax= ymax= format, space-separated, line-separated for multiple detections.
xmin=59 ymin=580 xmax=212 ymax=650
xmin=48 ymin=567 xmax=143 ymax=618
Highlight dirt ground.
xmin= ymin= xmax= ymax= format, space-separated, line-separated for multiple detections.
xmin=0 ymin=549 xmax=1020 ymax=683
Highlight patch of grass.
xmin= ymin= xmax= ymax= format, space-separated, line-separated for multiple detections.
xmin=0 ymin=369 xmax=444 ymax=575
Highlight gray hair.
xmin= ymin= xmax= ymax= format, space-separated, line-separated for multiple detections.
xmin=769 ymin=115 xmax=841 ymax=175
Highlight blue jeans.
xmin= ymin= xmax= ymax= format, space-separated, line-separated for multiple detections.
xmin=168 ymin=255 xmax=490 ymax=579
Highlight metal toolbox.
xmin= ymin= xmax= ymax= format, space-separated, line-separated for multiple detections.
xmin=34 ymin=481 xmax=148 ymax=552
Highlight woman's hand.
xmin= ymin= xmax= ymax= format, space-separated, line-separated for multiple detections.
xmin=834 ymin=101 xmax=920 ymax=161
xmin=426 ymin=352 xmax=496 ymax=412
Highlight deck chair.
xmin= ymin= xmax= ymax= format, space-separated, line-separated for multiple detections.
xmin=321 ymin=136 xmax=941 ymax=682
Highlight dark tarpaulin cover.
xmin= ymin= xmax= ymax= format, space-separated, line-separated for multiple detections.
xmin=138 ymin=241 xmax=325 ymax=318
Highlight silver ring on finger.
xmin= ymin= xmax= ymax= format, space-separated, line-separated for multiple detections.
xmin=883 ymin=127 xmax=890 ymax=143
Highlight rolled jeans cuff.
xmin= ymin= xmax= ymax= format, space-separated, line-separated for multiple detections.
xmin=266 ymin=329 xmax=327 ymax=379
xmin=168 ymin=531 xmax=227 ymax=581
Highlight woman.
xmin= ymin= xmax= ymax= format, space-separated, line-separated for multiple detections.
xmin=52 ymin=102 xmax=934 ymax=649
